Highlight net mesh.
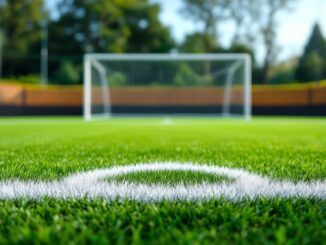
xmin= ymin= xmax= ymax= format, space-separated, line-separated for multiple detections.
xmin=86 ymin=55 xmax=249 ymax=118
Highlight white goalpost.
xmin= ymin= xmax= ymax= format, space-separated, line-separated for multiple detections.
xmin=83 ymin=53 xmax=251 ymax=120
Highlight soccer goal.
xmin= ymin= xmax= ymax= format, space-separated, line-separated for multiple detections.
xmin=83 ymin=53 xmax=251 ymax=120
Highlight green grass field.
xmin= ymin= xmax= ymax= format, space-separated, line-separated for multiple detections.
xmin=0 ymin=117 xmax=325 ymax=244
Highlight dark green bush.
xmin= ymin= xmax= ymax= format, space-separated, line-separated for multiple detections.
xmin=174 ymin=64 xmax=201 ymax=86
xmin=53 ymin=62 xmax=80 ymax=85
xmin=108 ymin=72 xmax=127 ymax=86
xmin=13 ymin=74 xmax=41 ymax=84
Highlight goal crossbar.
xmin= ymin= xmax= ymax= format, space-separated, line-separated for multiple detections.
xmin=84 ymin=53 xmax=252 ymax=121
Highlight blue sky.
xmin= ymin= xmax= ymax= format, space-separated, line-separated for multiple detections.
xmin=48 ymin=0 xmax=326 ymax=63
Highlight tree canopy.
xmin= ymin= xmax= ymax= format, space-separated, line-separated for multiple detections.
xmin=0 ymin=0 xmax=44 ymax=76
xmin=0 ymin=0 xmax=175 ymax=83
xmin=0 ymin=0 xmax=322 ymax=85
xmin=50 ymin=0 xmax=174 ymax=54
xmin=180 ymin=0 xmax=229 ymax=52
xmin=295 ymin=23 xmax=326 ymax=82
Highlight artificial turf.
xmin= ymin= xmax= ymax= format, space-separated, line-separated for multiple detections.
xmin=0 ymin=117 xmax=325 ymax=244
xmin=108 ymin=170 xmax=232 ymax=185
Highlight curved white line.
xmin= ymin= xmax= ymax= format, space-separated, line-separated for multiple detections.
xmin=0 ymin=162 xmax=325 ymax=202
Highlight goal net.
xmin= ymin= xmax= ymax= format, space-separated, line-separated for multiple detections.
xmin=83 ymin=54 xmax=251 ymax=120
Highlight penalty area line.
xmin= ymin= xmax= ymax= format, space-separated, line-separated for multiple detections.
xmin=0 ymin=162 xmax=325 ymax=202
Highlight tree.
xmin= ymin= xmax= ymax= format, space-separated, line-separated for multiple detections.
xmin=258 ymin=0 xmax=296 ymax=84
xmin=295 ymin=23 xmax=326 ymax=82
xmin=180 ymin=0 xmax=263 ymax=52
xmin=48 ymin=0 xmax=174 ymax=84
xmin=53 ymin=61 xmax=79 ymax=85
xmin=0 ymin=0 xmax=45 ymax=76
xmin=174 ymin=63 xmax=201 ymax=86
xmin=180 ymin=0 xmax=229 ymax=53
xmin=228 ymin=43 xmax=256 ymax=65
xmin=180 ymin=32 xmax=217 ymax=53
xmin=227 ymin=0 xmax=260 ymax=47
xmin=125 ymin=2 xmax=175 ymax=53
xmin=51 ymin=0 xmax=174 ymax=54
xmin=180 ymin=0 xmax=229 ymax=78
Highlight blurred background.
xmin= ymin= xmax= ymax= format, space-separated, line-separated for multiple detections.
xmin=0 ymin=0 xmax=325 ymax=116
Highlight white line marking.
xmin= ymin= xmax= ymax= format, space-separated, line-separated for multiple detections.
xmin=162 ymin=118 xmax=173 ymax=125
xmin=0 ymin=162 xmax=325 ymax=202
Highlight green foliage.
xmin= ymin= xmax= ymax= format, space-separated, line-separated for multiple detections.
xmin=180 ymin=0 xmax=227 ymax=52
xmin=108 ymin=72 xmax=127 ymax=86
xmin=174 ymin=63 xmax=213 ymax=87
xmin=0 ymin=0 xmax=175 ymax=83
xmin=0 ymin=0 xmax=44 ymax=55
xmin=269 ymin=70 xmax=295 ymax=84
xmin=268 ymin=58 xmax=297 ymax=84
xmin=53 ymin=62 xmax=80 ymax=85
xmin=180 ymin=0 xmax=297 ymax=85
xmin=13 ymin=74 xmax=41 ymax=84
xmin=174 ymin=64 xmax=201 ymax=86
xmin=295 ymin=23 xmax=326 ymax=82
xmin=0 ymin=0 xmax=45 ymax=76
xmin=0 ymin=117 xmax=325 ymax=243
xmin=43 ymin=0 xmax=175 ymax=85
xmin=125 ymin=2 xmax=175 ymax=53
xmin=258 ymin=0 xmax=297 ymax=84
xmin=180 ymin=32 xmax=217 ymax=53
xmin=229 ymin=43 xmax=256 ymax=64
xmin=52 ymin=0 xmax=174 ymax=54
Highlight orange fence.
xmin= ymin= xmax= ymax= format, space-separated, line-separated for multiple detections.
xmin=91 ymin=87 xmax=244 ymax=106
xmin=0 ymin=83 xmax=326 ymax=108
xmin=252 ymin=87 xmax=326 ymax=106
